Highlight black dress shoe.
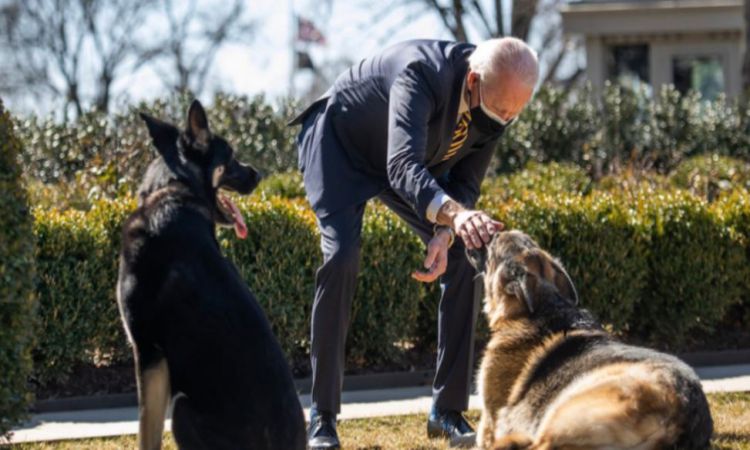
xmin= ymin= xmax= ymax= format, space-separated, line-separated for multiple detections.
xmin=427 ymin=408 xmax=476 ymax=448
xmin=308 ymin=409 xmax=340 ymax=450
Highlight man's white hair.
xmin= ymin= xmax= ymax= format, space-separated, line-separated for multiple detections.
xmin=468 ymin=37 xmax=539 ymax=88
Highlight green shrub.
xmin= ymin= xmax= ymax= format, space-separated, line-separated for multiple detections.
xmin=27 ymin=182 xmax=750 ymax=385
xmin=595 ymin=171 xmax=672 ymax=197
xmin=224 ymin=197 xmax=426 ymax=368
xmin=493 ymin=192 xmax=649 ymax=333
xmin=16 ymin=94 xmax=299 ymax=209
xmin=254 ymin=171 xmax=306 ymax=200
xmin=496 ymin=84 xmax=600 ymax=173
xmin=352 ymin=202 xmax=425 ymax=366
xmin=221 ymin=198 xmax=318 ymax=366
xmin=631 ymin=190 xmax=748 ymax=346
xmin=480 ymin=161 xmax=591 ymax=206
xmin=714 ymin=189 xmax=750 ymax=323
xmin=33 ymin=196 xmax=427 ymax=381
xmin=496 ymin=83 xmax=750 ymax=178
xmin=670 ymin=154 xmax=750 ymax=202
xmin=32 ymin=199 xmax=133 ymax=385
xmin=0 ymin=101 xmax=37 ymax=438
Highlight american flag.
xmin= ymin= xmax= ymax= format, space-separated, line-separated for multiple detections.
xmin=297 ymin=17 xmax=326 ymax=45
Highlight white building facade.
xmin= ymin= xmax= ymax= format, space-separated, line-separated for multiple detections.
xmin=561 ymin=0 xmax=744 ymax=99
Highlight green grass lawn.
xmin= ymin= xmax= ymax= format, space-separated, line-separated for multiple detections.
xmin=11 ymin=392 xmax=750 ymax=449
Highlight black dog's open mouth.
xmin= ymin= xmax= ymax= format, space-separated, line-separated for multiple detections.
xmin=217 ymin=191 xmax=248 ymax=239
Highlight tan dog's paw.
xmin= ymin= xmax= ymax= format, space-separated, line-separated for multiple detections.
xmin=492 ymin=432 xmax=533 ymax=450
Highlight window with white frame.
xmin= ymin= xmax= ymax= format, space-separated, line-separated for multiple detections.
xmin=672 ymin=55 xmax=725 ymax=101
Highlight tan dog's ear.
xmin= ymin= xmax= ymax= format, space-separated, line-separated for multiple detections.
xmin=501 ymin=262 xmax=535 ymax=314
xmin=551 ymin=259 xmax=579 ymax=306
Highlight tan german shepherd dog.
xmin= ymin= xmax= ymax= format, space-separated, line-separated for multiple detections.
xmin=466 ymin=230 xmax=713 ymax=450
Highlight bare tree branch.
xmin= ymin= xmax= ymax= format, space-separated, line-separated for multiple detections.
xmin=424 ymin=0 xmax=462 ymax=40
xmin=468 ymin=0 xmax=496 ymax=37
xmin=0 ymin=0 xmax=158 ymax=117
xmin=494 ymin=0 xmax=504 ymax=36
xmin=155 ymin=0 xmax=254 ymax=96
xmin=511 ymin=0 xmax=538 ymax=41
xmin=451 ymin=0 xmax=468 ymax=41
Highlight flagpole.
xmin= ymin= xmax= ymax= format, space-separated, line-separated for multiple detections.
xmin=289 ymin=0 xmax=296 ymax=99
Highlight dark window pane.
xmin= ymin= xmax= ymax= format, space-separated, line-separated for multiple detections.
xmin=606 ymin=44 xmax=651 ymax=92
xmin=672 ymin=56 xmax=725 ymax=100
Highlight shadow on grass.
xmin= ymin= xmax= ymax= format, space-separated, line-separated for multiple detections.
xmin=712 ymin=432 xmax=750 ymax=450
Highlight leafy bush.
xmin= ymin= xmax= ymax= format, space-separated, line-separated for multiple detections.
xmin=480 ymin=161 xmax=591 ymax=206
xmin=670 ymin=154 xmax=750 ymax=202
xmin=496 ymin=83 xmax=750 ymax=177
xmin=32 ymin=200 xmax=134 ymax=385
xmin=0 ymin=101 xmax=37 ymax=438
xmin=30 ymin=186 xmax=750 ymax=385
xmin=631 ymin=190 xmax=748 ymax=346
xmin=493 ymin=192 xmax=649 ymax=333
xmin=20 ymin=150 xmax=750 ymax=386
xmin=33 ymin=196 xmax=426 ymax=383
xmin=16 ymin=94 xmax=298 ymax=209
xmin=714 ymin=189 xmax=750 ymax=323
xmin=595 ymin=171 xmax=672 ymax=197
xmin=220 ymin=198 xmax=317 ymax=367
xmin=254 ymin=171 xmax=306 ymax=200
xmin=495 ymin=85 xmax=600 ymax=173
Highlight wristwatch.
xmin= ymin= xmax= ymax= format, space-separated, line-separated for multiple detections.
xmin=433 ymin=224 xmax=455 ymax=248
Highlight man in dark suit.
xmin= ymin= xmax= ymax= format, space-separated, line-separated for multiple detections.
xmin=290 ymin=37 xmax=538 ymax=449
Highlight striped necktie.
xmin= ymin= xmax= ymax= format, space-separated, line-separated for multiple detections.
xmin=442 ymin=110 xmax=471 ymax=162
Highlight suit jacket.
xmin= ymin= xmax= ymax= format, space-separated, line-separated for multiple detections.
xmin=291 ymin=39 xmax=508 ymax=220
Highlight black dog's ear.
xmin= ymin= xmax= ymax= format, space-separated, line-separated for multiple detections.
xmin=466 ymin=246 xmax=488 ymax=274
xmin=140 ymin=113 xmax=179 ymax=157
xmin=186 ymin=100 xmax=211 ymax=150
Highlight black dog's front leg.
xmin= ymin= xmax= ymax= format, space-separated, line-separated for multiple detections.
xmin=134 ymin=342 xmax=170 ymax=450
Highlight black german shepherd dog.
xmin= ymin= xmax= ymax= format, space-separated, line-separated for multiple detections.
xmin=117 ymin=100 xmax=306 ymax=450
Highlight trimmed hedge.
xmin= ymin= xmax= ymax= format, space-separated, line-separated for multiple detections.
xmin=480 ymin=161 xmax=591 ymax=205
xmin=32 ymin=200 xmax=133 ymax=385
xmin=32 ymin=196 xmax=426 ymax=384
xmin=254 ymin=171 xmax=306 ymax=200
xmin=715 ymin=190 xmax=750 ymax=324
xmin=28 ymin=185 xmax=750 ymax=385
xmin=632 ymin=190 xmax=748 ymax=345
xmin=495 ymin=192 xmax=650 ymax=333
xmin=669 ymin=154 xmax=750 ymax=202
xmin=0 ymin=101 xmax=37 ymax=438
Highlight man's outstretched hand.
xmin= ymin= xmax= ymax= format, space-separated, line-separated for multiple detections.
xmin=436 ymin=199 xmax=504 ymax=249
xmin=412 ymin=199 xmax=504 ymax=283
xmin=411 ymin=228 xmax=452 ymax=283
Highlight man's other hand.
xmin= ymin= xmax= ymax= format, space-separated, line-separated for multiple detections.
xmin=411 ymin=228 xmax=452 ymax=283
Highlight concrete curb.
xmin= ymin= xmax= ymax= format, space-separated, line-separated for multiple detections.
xmin=32 ymin=369 xmax=437 ymax=413
xmin=30 ymin=349 xmax=750 ymax=414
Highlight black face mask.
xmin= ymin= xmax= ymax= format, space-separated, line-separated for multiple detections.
xmin=467 ymin=81 xmax=515 ymax=135
xmin=470 ymin=105 xmax=512 ymax=135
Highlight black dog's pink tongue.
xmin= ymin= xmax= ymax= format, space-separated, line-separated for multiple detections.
xmin=219 ymin=194 xmax=248 ymax=239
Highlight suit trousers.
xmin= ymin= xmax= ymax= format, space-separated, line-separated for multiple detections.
xmin=309 ymin=187 xmax=480 ymax=414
